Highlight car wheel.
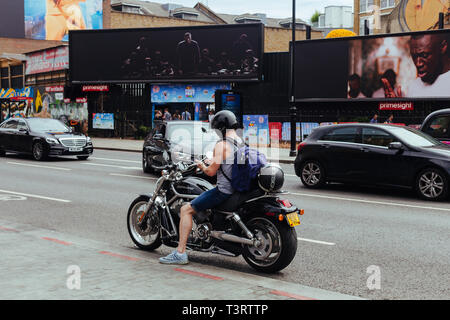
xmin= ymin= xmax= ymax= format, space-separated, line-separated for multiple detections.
xmin=32 ymin=141 xmax=48 ymax=161
xmin=416 ymin=168 xmax=448 ymax=201
xmin=142 ymin=151 xmax=154 ymax=174
xmin=77 ymin=156 xmax=89 ymax=160
xmin=300 ymin=160 xmax=326 ymax=188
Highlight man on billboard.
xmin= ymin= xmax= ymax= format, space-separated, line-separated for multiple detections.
xmin=383 ymin=34 xmax=450 ymax=97
xmin=407 ymin=34 xmax=450 ymax=97
xmin=46 ymin=0 xmax=87 ymax=40
xmin=176 ymin=32 xmax=201 ymax=75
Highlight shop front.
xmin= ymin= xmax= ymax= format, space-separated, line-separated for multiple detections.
xmin=150 ymin=83 xmax=231 ymax=124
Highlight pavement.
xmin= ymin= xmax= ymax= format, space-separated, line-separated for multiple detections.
xmin=0 ymin=218 xmax=363 ymax=300
xmin=91 ymin=137 xmax=297 ymax=164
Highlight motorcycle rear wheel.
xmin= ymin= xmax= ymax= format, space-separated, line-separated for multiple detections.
xmin=127 ymin=195 xmax=162 ymax=250
xmin=242 ymin=217 xmax=297 ymax=273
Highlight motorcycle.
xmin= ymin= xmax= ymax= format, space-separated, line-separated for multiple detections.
xmin=127 ymin=159 xmax=303 ymax=273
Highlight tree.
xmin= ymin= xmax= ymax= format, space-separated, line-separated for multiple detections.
xmin=310 ymin=10 xmax=321 ymax=24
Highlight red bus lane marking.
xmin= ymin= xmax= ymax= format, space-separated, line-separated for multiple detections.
xmin=98 ymin=251 xmax=140 ymax=262
xmin=174 ymin=268 xmax=224 ymax=281
xmin=270 ymin=290 xmax=317 ymax=300
xmin=41 ymin=237 xmax=73 ymax=246
xmin=0 ymin=226 xmax=19 ymax=232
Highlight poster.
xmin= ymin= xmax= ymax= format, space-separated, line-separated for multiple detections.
xmin=93 ymin=113 xmax=114 ymax=130
xmin=24 ymin=0 xmax=103 ymax=41
xmin=151 ymin=83 xmax=231 ymax=103
xmin=243 ymin=115 xmax=269 ymax=147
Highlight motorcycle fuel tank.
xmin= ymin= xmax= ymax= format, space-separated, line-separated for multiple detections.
xmin=174 ymin=177 xmax=215 ymax=196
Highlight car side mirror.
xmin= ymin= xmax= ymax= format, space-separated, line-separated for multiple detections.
xmin=154 ymin=133 xmax=164 ymax=140
xmin=388 ymin=142 xmax=403 ymax=150
xmin=19 ymin=128 xmax=29 ymax=134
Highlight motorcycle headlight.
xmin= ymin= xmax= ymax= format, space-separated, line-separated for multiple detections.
xmin=46 ymin=137 xmax=59 ymax=144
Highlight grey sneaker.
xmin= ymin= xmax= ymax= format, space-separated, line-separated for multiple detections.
xmin=159 ymin=250 xmax=189 ymax=265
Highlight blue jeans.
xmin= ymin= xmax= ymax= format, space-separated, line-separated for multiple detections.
xmin=190 ymin=187 xmax=232 ymax=213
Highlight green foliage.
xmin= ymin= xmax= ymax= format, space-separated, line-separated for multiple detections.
xmin=311 ymin=10 xmax=320 ymax=23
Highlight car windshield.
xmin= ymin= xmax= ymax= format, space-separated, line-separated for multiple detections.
xmin=389 ymin=126 xmax=441 ymax=147
xmin=27 ymin=118 xmax=70 ymax=132
xmin=166 ymin=122 xmax=219 ymax=144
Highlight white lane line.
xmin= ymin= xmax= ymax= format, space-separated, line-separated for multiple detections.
xmin=291 ymin=192 xmax=450 ymax=212
xmin=297 ymin=237 xmax=336 ymax=246
xmin=82 ymin=163 xmax=141 ymax=170
xmin=0 ymin=189 xmax=71 ymax=203
xmin=110 ymin=173 xmax=157 ymax=180
xmin=91 ymin=157 xmax=140 ymax=164
xmin=7 ymin=162 xmax=71 ymax=171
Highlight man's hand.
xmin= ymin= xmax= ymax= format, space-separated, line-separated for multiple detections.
xmin=381 ymin=78 xmax=403 ymax=98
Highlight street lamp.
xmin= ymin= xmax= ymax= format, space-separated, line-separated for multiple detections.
xmin=289 ymin=0 xmax=297 ymax=157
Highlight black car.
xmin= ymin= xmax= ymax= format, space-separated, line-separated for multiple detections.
xmin=0 ymin=117 xmax=93 ymax=161
xmin=294 ymin=123 xmax=450 ymax=201
xmin=143 ymin=120 xmax=218 ymax=174
xmin=420 ymin=108 xmax=450 ymax=145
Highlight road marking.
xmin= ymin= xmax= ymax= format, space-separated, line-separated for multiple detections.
xmin=0 ymin=194 xmax=27 ymax=201
xmin=0 ymin=189 xmax=71 ymax=203
xmin=7 ymin=161 xmax=71 ymax=171
xmin=41 ymin=237 xmax=72 ymax=246
xmin=91 ymin=157 xmax=140 ymax=164
xmin=291 ymin=192 xmax=450 ymax=212
xmin=99 ymin=251 xmax=140 ymax=261
xmin=110 ymin=173 xmax=157 ymax=180
xmin=297 ymin=237 xmax=336 ymax=246
xmin=270 ymin=290 xmax=317 ymax=300
xmin=82 ymin=163 xmax=141 ymax=170
xmin=174 ymin=268 xmax=224 ymax=281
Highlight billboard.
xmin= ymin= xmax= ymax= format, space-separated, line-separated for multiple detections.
xmin=24 ymin=0 xmax=103 ymax=41
xmin=26 ymin=46 xmax=69 ymax=75
xmin=0 ymin=0 xmax=25 ymax=38
xmin=69 ymin=24 xmax=264 ymax=83
xmin=294 ymin=29 xmax=450 ymax=101
xmin=151 ymin=83 xmax=231 ymax=103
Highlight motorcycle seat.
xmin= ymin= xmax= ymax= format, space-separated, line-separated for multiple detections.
xmin=214 ymin=188 xmax=265 ymax=212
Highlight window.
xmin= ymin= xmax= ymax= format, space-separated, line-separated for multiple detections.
xmin=422 ymin=115 xmax=450 ymax=139
xmin=11 ymin=77 xmax=23 ymax=89
xmin=381 ymin=0 xmax=396 ymax=9
xmin=362 ymin=128 xmax=395 ymax=147
xmin=321 ymin=127 xmax=359 ymax=143
xmin=4 ymin=120 xmax=18 ymax=129
xmin=1 ymin=68 xmax=8 ymax=77
xmin=17 ymin=120 xmax=28 ymax=131
xmin=360 ymin=0 xmax=374 ymax=13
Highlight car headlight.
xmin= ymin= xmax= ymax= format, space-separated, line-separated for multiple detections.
xmin=46 ymin=137 xmax=59 ymax=144
xmin=86 ymin=136 xmax=92 ymax=143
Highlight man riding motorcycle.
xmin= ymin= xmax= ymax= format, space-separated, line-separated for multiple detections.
xmin=159 ymin=110 xmax=242 ymax=265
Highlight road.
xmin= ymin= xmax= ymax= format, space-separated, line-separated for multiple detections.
xmin=1 ymin=149 xmax=449 ymax=300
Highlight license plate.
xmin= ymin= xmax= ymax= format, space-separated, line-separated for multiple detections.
xmin=69 ymin=147 xmax=83 ymax=152
xmin=286 ymin=212 xmax=300 ymax=227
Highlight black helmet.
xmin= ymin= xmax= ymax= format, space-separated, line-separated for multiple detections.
xmin=211 ymin=110 xmax=239 ymax=135
xmin=258 ymin=164 xmax=284 ymax=192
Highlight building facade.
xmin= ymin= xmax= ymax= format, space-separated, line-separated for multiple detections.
xmin=354 ymin=0 xmax=450 ymax=35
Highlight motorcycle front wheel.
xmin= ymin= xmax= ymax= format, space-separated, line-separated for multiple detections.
xmin=242 ymin=217 xmax=297 ymax=273
xmin=127 ymin=195 xmax=162 ymax=250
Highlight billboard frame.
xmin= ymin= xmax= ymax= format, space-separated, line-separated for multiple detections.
xmin=291 ymin=28 xmax=450 ymax=102
xmin=69 ymin=23 xmax=265 ymax=84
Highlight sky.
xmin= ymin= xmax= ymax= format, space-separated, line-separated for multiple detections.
xmin=144 ymin=0 xmax=354 ymax=22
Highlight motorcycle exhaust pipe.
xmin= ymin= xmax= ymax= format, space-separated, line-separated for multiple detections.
xmin=210 ymin=231 xmax=255 ymax=246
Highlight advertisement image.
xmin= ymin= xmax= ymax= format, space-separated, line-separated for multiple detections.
xmin=348 ymin=32 xmax=450 ymax=99
xmin=295 ymin=29 xmax=450 ymax=101
xmin=69 ymin=24 xmax=263 ymax=83
xmin=25 ymin=0 xmax=103 ymax=41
